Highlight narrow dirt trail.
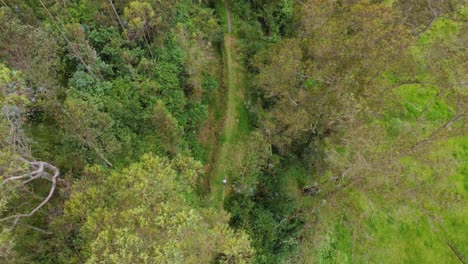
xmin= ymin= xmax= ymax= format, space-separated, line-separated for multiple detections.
xmin=209 ymin=0 xmax=248 ymax=209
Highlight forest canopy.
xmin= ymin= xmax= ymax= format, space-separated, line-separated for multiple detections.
xmin=0 ymin=0 xmax=466 ymax=263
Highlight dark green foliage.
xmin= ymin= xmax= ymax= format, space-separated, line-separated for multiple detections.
xmin=225 ymin=167 xmax=304 ymax=263
xmin=11 ymin=0 xmax=222 ymax=171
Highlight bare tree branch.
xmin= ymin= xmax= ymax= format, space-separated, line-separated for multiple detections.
xmin=447 ymin=241 xmax=466 ymax=264
xmin=108 ymin=0 xmax=130 ymax=41
xmin=412 ymin=111 xmax=466 ymax=152
xmin=20 ymin=223 xmax=52 ymax=234
xmin=416 ymin=0 xmax=439 ymax=37
xmin=1 ymin=158 xmax=60 ymax=228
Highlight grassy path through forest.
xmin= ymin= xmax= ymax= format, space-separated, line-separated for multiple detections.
xmin=209 ymin=0 xmax=249 ymax=209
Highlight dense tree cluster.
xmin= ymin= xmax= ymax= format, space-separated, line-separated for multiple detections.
xmin=0 ymin=0 xmax=232 ymax=262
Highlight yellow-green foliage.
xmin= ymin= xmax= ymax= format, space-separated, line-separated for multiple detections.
xmin=56 ymin=154 xmax=253 ymax=263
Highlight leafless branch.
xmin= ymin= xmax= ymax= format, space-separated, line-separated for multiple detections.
xmin=20 ymin=223 xmax=52 ymax=234
xmin=1 ymin=158 xmax=60 ymax=228
xmin=447 ymin=241 xmax=466 ymax=264
xmin=416 ymin=0 xmax=439 ymax=38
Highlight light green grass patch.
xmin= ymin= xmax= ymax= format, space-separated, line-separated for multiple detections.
xmin=396 ymin=84 xmax=453 ymax=122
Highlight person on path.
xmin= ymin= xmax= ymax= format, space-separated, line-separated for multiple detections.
xmin=223 ymin=178 xmax=227 ymax=185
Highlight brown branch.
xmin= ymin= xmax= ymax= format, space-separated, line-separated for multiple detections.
xmin=416 ymin=0 xmax=438 ymax=38
xmin=447 ymin=241 xmax=466 ymax=264
xmin=332 ymin=167 xmax=352 ymax=182
xmin=0 ymin=0 xmax=9 ymax=8
xmin=411 ymin=111 xmax=466 ymax=152
xmin=20 ymin=223 xmax=52 ymax=234
xmin=108 ymin=0 xmax=129 ymax=41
